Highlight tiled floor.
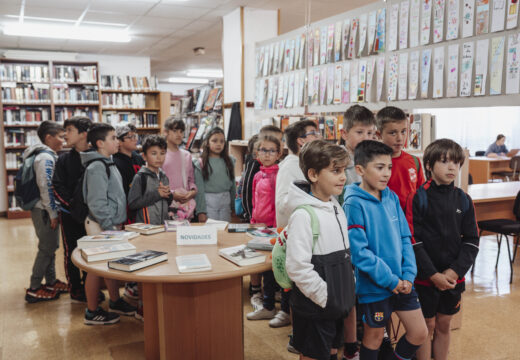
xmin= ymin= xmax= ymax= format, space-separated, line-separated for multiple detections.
xmin=1 ymin=218 xmax=519 ymax=359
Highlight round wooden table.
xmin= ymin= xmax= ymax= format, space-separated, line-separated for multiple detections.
xmin=72 ymin=230 xmax=272 ymax=360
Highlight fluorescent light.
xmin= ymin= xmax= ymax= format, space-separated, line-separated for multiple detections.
xmin=169 ymin=77 xmax=209 ymax=84
xmin=3 ymin=23 xmax=131 ymax=42
xmin=186 ymin=69 xmax=223 ymax=78
xmin=6 ymin=15 xmax=127 ymax=27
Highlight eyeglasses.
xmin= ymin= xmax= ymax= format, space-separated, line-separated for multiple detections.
xmin=300 ymin=130 xmax=321 ymax=138
xmin=123 ymin=134 xmax=138 ymax=140
xmin=258 ymin=148 xmax=278 ymax=155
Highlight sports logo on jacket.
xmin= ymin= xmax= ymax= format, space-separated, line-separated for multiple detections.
xmin=374 ymin=312 xmax=384 ymax=322
xmin=408 ymin=167 xmax=417 ymax=182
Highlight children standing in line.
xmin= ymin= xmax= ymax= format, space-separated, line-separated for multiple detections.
xmin=81 ymin=123 xmax=136 ymax=325
xmin=193 ymin=127 xmax=236 ymax=222
xmin=344 ymin=140 xmax=428 ymax=360
xmin=411 ymin=139 xmax=479 ymax=360
xmin=53 ymin=116 xmax=92 ymax=302
xmin=25 ymin=121 xmax=69 ymax=303
xmin=112 ymin=123 xmax=145 ymax=198
xmin=161 ymin=117 xmax=197 ymax=220
xmin=286 ymin=140 xmax=356 ymax=360
xmin=128 ymin=135 xmax=173 ymax=225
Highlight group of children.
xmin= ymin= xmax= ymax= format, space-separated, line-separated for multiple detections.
xmin=22 ymin=104 xmax=479 ymax=360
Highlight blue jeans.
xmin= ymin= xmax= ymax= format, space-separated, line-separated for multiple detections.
xmin=262 ymin=270 xmax=291 ymax=313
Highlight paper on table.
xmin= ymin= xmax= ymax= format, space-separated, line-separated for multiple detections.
xmin=490 ymin=36 xmax=505 ymax=95
xmin=358 ymin=14 xmax=368 ymax=56
xmin=476 ymin=0 xmax=490 ymax=35
xmin=320 ymin=67 xmax=327 ymax=104
xmin=358 ymin=60 xmax=367 ymax=102
xmin=389 ymin=4 xmax=399 ymax=51
xmin=409 ymin=50 xmax=420 ymax=99
xmin=506 ymin=33 xmax=520 ymax=94
xmin=460 ymin=41 xmax=474 ymax=96
xmin=506 ymin=0 xmax=519 ymax=29
xmin=398 ymin=52 xmax=409 ymax=100
xmin=447 ymin=44 xmax=459 ymax=97
xmin=463 ymin=0 xmax=475 ymax=38
xmin=334 ymin=64 xmax=342 ymax=104
xmin=334 ymin=21 xmax=342 ymax=62
xmin=433 ymin=46 xmax=445 ymax=98
xmin=327 ymin=65 xmax=335 ymax=104
xmin=342 ymin=61 xmax=351 ymax=103
xmin=366 ymin=57 xmax=376 ymax=102
xmin=410 ymin=0 xmax=421 ymax=47
xmin=375 ymin=8 xmax=386 ymax=52
xmin=350 ymin=59 xmax=359 ymax=103
xmin=421 ymin=0 xmax=433 ymax=45
xmin=327 ymin=24 xmax=335 ymax=63
xmin=399 ymin=1 xmax=410 ymax=49
xmin=342 ymin=19 xmax=351 ymax=60
xmin=491 ymin=0 xmax=506 ymax=32
xmin=474 ymin=38 xmax=489 ymax=95
xmin=368 ymin=11 xmax=377 ymax=55
xmin=387 ymin=53 xmax=399 ymax=101
xmin=433 ymin=0 xmax=445 ymax=43
xmin=376 ymin=56 xmax=386 ymax=101
xmin=348 ymin=19 xmax=359 ymax=59
xmin=420 ymin=49 xmax=433 ymax=98
xmin=446 ymin=0 xmax=460 ymax=40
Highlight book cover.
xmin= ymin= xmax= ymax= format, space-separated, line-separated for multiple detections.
xmin=247 ymin=237 xmax=276 ymax=251
xmin=81 ymin=242 xmax=136 ymax=262
xmin=186 ymin=126 xmax=198 ymax=149
xmin=203 ymin=88 xmax=220 ymax=111
xmin=100 ymin=231 xmax=139 ymax=240
xmin=77 ymin=234 xmax=128 ymax=249
xmin=125 ymin=223 xmax=165 ymax=235
xmin=246 ymin=228 xmax=278 ymax=238
xmin=228 ymin=223 xmax=267 ymax=233
xmin=108 ymin=250 xmax=168 ymax=272
xmin=218 ymin=245 xmax=266 ymax=267
xmin=164 ymin=219 xmax=190 ymax=232
xmin=176 ymin=254 xmax=212 ymax=273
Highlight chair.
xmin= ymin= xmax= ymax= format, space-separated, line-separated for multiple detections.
xmin=474 ymin=190 xmax=520 ymax=283
xmin=491 ymin=156 xmax=520 ymax=182
xmin=475 ymin=150 xmax=486 ymax=156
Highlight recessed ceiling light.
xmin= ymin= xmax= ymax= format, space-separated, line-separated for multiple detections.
xmin=169 ymin=77 xmax=209 ymax=84
xmin=186 ymin=69 xmax=223 ymax=78
xmin=3 ymin=23 xmax=131 ymax=42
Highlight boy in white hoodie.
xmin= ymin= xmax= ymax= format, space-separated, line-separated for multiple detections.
xmin=286 ymin=140 xmax=356 ymax=360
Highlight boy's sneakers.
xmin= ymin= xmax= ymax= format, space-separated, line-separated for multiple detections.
xmin=287 ymin=334 xmax=299 ymax=354
xmin=342 ymin=352 xmax=360 ymax=360
xmin=45 ymin=279 xmax=69 ymax=294
xmin=25 ymin=286 xmax=59 ymax=303
xmin=109 ymin=298 xmax=137 ymax=316
xmin=84 ymin=307 xmax=120 ymax=325
xmin=246 ymin=307 xmax=276 ymax=320
xmin=268 ymin=310 xmax=291 ymax=328
xmin=250 ymin=292 xmax=263 ymax=311
xmin=124 ymin=282 xmax=139 ymax=300
xmin=135 ymin=305 xmax=144 ymax=322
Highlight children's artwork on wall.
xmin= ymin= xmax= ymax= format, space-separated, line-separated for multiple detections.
xmin=460 ymin=42 xmax=474 ymax=96
xmin=268 ymin=44 xmax=275 ymax=75
xmin=366 ymin=57 xmax=377 ymax=102
xmin=348 ymin=19 xmax=359 ymax=58
xmin=409 ymin=50 xmax=420 ymax=99
xmin=421 ymin=0 xmax=433 ymax=45
xmin=399 ymin=1 xmax=410 ymax=50
xmin=277 ymin=75 xmax=284 ymax=108
xmin=282 ymin=75 xmax=289 ymax=107
xmin=389 ymin=3 xmax=399 ymax=51
xmin=463 ymin=0 xmax=475 ymax=38
xmin=299 ymin=71 xmax=306 ymax=106
xmin=447 ymin=44 xmax=459 ymax=97
xmin=433 ymin=0 xmax=445 ymax=43
xmin=278 ymin=40 xmax=285 ymax=74
xmin=342 ymin=19 xmax=351 ymax=60
xmin=299 ymin=34 xmax=306 ymax=70
xmin=506 ymin=33 xmax=520 ymax=94
xmin=334 ymin=21 xmax=342 ymax=62
xmin=314 ymin=28 xmax=321 ymax=66
xmin=294 ymin=37 xmax=300 ymax=70
xmin=258 ymin=47 xmax=265 ymax=77
xmin=398 ymin=52 xmax=409 ymax=100
xmin=254 ymin=79 xmax=263 ymax=109
xmin=420 ymin=49 xmax=433 ymax=98
xmin=319 ymin=66 xmax=327 ymax=104
xmin=334 ymin=64 xmax=342 ymax=104
xmin=327 ymin=65 xmax=334 ymax=104
xmin=358 ymin=14 xmax=368 ymax=56
xmin=307 ymin=68 xmax=314 ymax=105
xmin=433 ymin=46 xmax=445 ymax=98
xmin=387 ymin=53 xmax=399 ymax=100
xmin=446 ymin=0 xmax=460 ymax=40
xmin=376 ymin=56 xmax=386 ymax=101
xmin=327 ymin=24 xmax=335 ymax=63
xmin=350 ymin=59 xmax=359 ymax=103
xmin=490 ymin=36 xmax=505 ymax=95
xmin=475 ymin=0 xmax=490 ymax=35
xmin=358 ymin=60 xmax=367 ymax=102
xmin=320 ymin=26 xmax=328 ymax=65
xmin=286 ymin=73 xmax=295 ymax=108
xmin=313 ymin=68 xmax=321 ymax=105
xmin=342 ymin=61 xmax=351 ymax=103
xmin=307 ymin=33 xmax=314 ymax=70
xmin=272 ymin=76 xmax=279 ymax=108
xmin=410 ymin=0 xmax=421 ymax=47
xmin=474 ymin=38 xmax=489 ymax=95
xmin=506 ymin=0 xmax=519 ymax=29
xmin=368 ymin=11 xmax=378 ymax=54
xmin=375 ymin=8 xmax=386 ymax=52
xmin=288 ymin=39 xmax=296 ymax=72
xmin=272 ymin=42 xmax=280 ymax=74
xmin=267 ymin=77 xmax=274 ymax=109
xmin=491 ymin=0 xmax=507 ymax=32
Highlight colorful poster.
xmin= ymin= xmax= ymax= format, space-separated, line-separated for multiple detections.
xmin=375 ymin=8 xmax=386 ymax=52
xmin=314 ymin=28 xmax=320 ymax=66
xmin=421 ymin=0 xmax=433 ymax=45
xmin=358 ymin=14 xmax=368 ymax=56
xmin=334 ymin=21 xmax=342 ymax=62
xmin=409 ymin=50 xmax=420 ymax=99
xmin=342 ymin=62 xmax=351 ymax=103
xmin=327 ymin=65 xmax=335 ymax=104
xmin=358 ymin=60 xmax=367 ymax=102
xmin=490 ymin=36 xmax=505 ymax=94
xmin=491 ymin=0 xmax=507 ymax=32
xmin=460 ymin=42 xmax=474 ymax=96
xmin=350 ymin=60 xmax=359 ymax=103
xmin=506 ymin=0 xmax=519 ymax=29
xmin=447 ymin=44 xmax=459 ymax=97
xmin=389 ymin=4 xmax=399 ymax=51
xmin=320 ymin=26 xmax=328 ymax=65
xmin=387 ymin=54 xmax=399 ymax=100
xmin=327 ymin=24 xmax=335 ymax=63
xmin=506 ymin=33 xmax=520 ymax=94
xmin=334 ymin=64 xmax=342 ymax=104
xmin=475 ymin=38 xmax=489 ymax=95
xmin=366 ymin=57 xmax=376 ymax=102
xmin=368 ymin=11 xmax=377 ymax=55
xmin=420 ymin=49 xmax=433 ymax=98
xmin=433 ymin=46 xmax=445 ymax=98
xmin=342 ymin=19 xmax=351 ymax=60
xmin=446 ymin=0 xmax=460 ymax=40
xmin=433 ymin=0 xmax=445 ymax=43
xmin=410 ymin=0 xmax=421 ymax=47
xmin=276 ymin=76 xmax=284 ymax=109
xmin=400 ymin=1 xmax=410 ymax=50
xmin=348 ymin=19 xmax=359 ymax=58
xmin=286 ymin=73 xmax=295 ymax=108
xmin=476 ymin=0 xmax=490 ymax=35
xmin=463 ymin=0 xmax=475 ymax=38
xmin=398 ymin=53 xmax=409 ymax=100
xmin=319 ymin=66 xmax=327 ymax=104
xmin=376 ymin=56 xmax=386 ymax=101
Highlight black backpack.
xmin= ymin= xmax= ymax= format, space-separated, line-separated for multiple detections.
xmin=14 ymin=149 xmax=54 ymax=210
xmin=69 ymin=158 xmax=113 ymax=224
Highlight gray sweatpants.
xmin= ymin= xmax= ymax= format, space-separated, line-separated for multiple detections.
xmin=30 ymin=208 xmax=60 ymax=289
xmin=205 ymin=192 xmax=231 ymax=222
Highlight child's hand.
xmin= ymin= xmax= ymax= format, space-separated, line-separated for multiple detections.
xmin=158 ymin=182 xmax=171 ymax=199
xmin=442 ymin=268 xmax=459 ymax=283
xmin=392 ymin=279 xmax=404 ymax=294
xmin=400 ymin=280 xmax=413 ymax=294
xmin=198 ymin=213 xmax=207 ymax=223
xmin=430 ymin=273 xmax=456 ymax=291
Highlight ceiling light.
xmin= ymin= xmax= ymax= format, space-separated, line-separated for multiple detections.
xmin=3 ymin=23 xmax=131 ymax=42
xmin=6 ymin=15 xmax=127 ymax=27
xmin=169 ymin=77 xmax=209 ymax=84
xmin=186 ymin=69 xmax=223 ymax=78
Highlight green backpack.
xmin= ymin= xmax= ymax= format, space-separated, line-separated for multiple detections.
xmin=272 ymin=205 xmax=320 ymax=289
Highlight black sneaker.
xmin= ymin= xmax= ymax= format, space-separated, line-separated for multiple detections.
xmin=109 ymin=298 xmax=137 ymax=316
xmin=84 ymin=307 xmax=120 ymax=325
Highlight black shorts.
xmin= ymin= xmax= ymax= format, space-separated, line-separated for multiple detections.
xmin=415 ymin=282 xmax=464 ymax=318
xmin=359 ymin=290 xmax=421 ymax=328
xmin=292 ymin=311 xmax=344 ymax=360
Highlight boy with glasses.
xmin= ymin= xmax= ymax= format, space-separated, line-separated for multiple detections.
xmin=113 ymin=123 xmax=145 ymax=198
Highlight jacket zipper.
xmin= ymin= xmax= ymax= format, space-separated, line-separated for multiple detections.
xmin=333 ymin=205 xmax=349 ymax=255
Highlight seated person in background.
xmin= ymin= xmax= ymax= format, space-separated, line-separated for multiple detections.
xmin=485 ymin=134 xmax=508 ymax=157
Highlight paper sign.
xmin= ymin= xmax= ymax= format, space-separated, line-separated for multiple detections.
xmin=177 ymin=226 xmax=217 ymax=245
xmin=506 ymin=34 xmax=520 ymax=94
xmin=460 ymin=41 xmax=474 ymax=96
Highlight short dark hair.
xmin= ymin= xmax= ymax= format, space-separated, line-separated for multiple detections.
xmin=142 ymin=134 xmax=167 ymax=154
xmin=354 ymin=140 xmax=393 ymax=167
xmin=343 ymin=105 xmax=376 ymax=131
xmin=299 ymin=139 xmax=349 ymax=183
xmin=257 ymin=134 xmax=281 ymax=152
xmin=37 ymin=121 xmax=64 ymax=143
xmin=423 ymin=139 xmax=465 ymax=179
xmin=64 ymin=116 xmax=92 ymax=134
xmin=87 ymin=123 xmax=115 ymax=149
xmin=497 ymin=134 xmax=505 ymax=141
xmin=376 ymin=106 xmax=407 ymax=132
xmin=247 ymin=134 xmax=259 ymax=155
xmin=164 ymin=116 xmax=186 ymax=132
xmin=284 ymin=119 xmax=318 ymax=154
xmin=259 ymin=125 xmax=282 ymax=136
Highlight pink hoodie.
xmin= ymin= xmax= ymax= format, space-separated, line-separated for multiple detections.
xmin=251 ymin=164 xmax=279 ymax=227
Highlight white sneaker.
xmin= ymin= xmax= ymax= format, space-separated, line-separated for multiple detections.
xmin=269 ymin=310 xmax=291 ymax=328
xmin=250 ymin=292 xmax=263 ymax=311
xmin=246 ymin=307 xmax=276 ymax=320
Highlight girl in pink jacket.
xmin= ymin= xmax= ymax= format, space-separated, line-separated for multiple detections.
xmin=252 ymin=135 xmax=282 ymax=227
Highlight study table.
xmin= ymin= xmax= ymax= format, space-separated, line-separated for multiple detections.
xmin=468 ymin=157 xmax=512 ymax=184
xmin=72 ymin=231 xmax=272 ymax=360
xmin=467 ymin=181 xmax=520 ymax=221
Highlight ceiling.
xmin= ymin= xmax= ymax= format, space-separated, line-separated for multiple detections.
xmin=0 ymin=0 xmax=376 ymax=82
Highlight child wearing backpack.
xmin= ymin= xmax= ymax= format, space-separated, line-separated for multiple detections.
xmin=410 ymin=139 xmax=479 ymax=360
xmin=285 ymin=140 xmax=356 ymax=360
xmin=81 ymin=123 xmax=136 ymax=325
xmin=344 ymin=140 xmax=428 ymax=360
xmin=128 ymin=135 xmax=173 ymax=225
xmin=24 ymin=121 xmax=69 ymax=303
xmin=52 ymin=116 xmax=92 ymax=302
xmin=112 ymin=123 xmax=145 ymax=198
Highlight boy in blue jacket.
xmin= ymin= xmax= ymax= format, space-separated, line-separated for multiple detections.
xmin=343 ymin=140 xmax=427 ymax=360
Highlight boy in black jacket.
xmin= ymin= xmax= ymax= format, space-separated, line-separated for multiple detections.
xmin=52 ymin=116 xmax=92 ymax=301
xmin=409 ymin=139 xmax=479 ymax=360
xmin=113 ymin=123 xmax=145 ymax=197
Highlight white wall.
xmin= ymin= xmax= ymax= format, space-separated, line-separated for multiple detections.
xmin=157 ymin=83 xmax=194 ymax=95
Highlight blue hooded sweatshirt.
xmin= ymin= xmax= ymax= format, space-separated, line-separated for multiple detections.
xmin=343 ymin=183 xmax=417 ymax=304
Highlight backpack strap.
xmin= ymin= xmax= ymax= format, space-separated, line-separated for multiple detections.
xmin=412 ymin=155 xmax=420 ymax=174
xmin=295 ymin=205 xmax=320 ymax=250
xmin=84 ymin=158 xmax=112 ymax=178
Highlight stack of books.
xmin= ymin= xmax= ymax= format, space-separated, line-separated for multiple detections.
xmin=81 ymin=243 xmax=137 ymax=262
xmin=125 ymin=223 xmax=165 ymax=235
xmin=218 ymin=245 xmax=266 ymax=266
xmin=108 ymin=250 xmax=168 ymax=272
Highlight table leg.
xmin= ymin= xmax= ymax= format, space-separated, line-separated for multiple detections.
xmin=143 ymin=283 xmax=159 ymax=359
